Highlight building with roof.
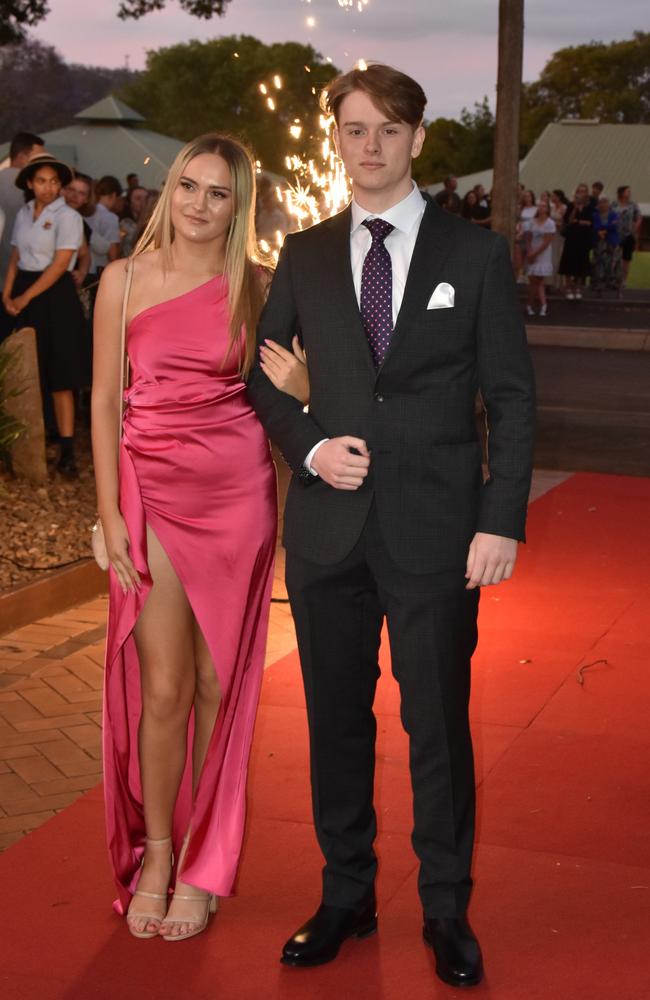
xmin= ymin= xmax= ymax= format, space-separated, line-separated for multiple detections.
xmin=0 ymin=96 xmax=184 ymax=188
xmin=428 ymin=120 xmax=650 ymax=218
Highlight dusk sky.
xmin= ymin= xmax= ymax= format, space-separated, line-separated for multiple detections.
xmin=32 ymin=0 xmax=647 ymax=120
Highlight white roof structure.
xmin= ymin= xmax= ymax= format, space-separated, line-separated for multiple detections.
xmin=427 ymin=121 xmax=650 ymax=214
xmin=0 ymin=96 xmax=184 ymax=188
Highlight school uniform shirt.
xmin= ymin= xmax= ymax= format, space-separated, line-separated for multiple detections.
xmin=87 ymin=202 xmax=120 ymax=274
xmin=0 ymin=166 xmax=24 ymax=285
xmin=11 ymin=196 xmax=82 ymax=272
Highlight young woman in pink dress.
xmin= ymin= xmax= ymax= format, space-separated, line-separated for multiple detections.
xmin=92 ymin=134 xmax=307 ymax=941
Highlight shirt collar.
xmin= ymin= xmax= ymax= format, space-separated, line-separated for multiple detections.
xmin=351 ymin=181 xmax=426 ymax=236
xmin=30 ymin=196 xmax=66 ymax=219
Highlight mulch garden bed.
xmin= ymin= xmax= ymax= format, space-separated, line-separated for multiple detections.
xmin=1 ymin=428 xmax=97 ymax=593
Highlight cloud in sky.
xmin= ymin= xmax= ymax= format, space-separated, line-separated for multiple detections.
xmin=31 ymin=0 xmax=647 ymax=120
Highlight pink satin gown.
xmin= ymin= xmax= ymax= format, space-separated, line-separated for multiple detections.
xmin=102 ymin=274 xmax=277 ymax=914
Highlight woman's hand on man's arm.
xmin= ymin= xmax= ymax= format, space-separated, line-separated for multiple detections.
xmin=259 ymin=335 xmax=310 ymax=405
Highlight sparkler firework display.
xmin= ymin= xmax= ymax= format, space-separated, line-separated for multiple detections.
xmin=255 ymin=2 xmax=373 ymax=258
xmin=338 ymin=0 xmax=370 ymax=10
xmin=301 ymin=0 xmax=370 ymax=11
xmin=256 ymin=81 xmax=352 ymax=260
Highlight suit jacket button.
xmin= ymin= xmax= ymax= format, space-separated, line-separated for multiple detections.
xmin=374 ymin=393 xmax=384 ymax=402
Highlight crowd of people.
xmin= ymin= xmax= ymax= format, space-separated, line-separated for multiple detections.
xmin=0 ymin=132 xmax=164 ymax=477
xmin=0 ymin=129 xmax=644 ymax=484
xmin=435 ymin=175 xmax=643 ymax=315
xmin=0 ymin=132 xmax=293 ymax=479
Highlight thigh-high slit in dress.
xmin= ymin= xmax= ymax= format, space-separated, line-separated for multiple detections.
xmin=102 ymin=274 xmax=277 ymax=914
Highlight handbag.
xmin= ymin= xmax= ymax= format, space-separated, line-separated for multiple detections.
xmin=91 ymin=258 xmax=135 ymax=570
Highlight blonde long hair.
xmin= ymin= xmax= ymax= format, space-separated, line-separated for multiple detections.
xmin=133 ymin=133 xmax=270 ymax=376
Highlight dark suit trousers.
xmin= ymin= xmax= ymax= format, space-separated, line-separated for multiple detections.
xmin=286 ymin=503 xmax=480 ymax=918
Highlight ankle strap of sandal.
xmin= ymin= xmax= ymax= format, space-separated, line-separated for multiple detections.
xmin=134 ymin=889 xmax=168 ymax=900
xmin=145 ymin=836 xmax=173 ymax=846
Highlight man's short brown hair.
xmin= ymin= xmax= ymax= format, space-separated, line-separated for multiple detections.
xmin=95 ymin=175 xmax=123 ymax=199
xmin=322 ymin=63 xmax=426 ymax=128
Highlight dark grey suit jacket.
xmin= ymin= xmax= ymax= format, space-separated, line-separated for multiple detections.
xmin=247 ymin=196 xmax=536 ymax=574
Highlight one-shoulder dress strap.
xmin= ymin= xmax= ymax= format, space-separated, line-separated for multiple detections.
xmin=118 ymin=258 xmax=135 ymax=437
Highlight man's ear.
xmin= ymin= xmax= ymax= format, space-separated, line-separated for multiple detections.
xmin=411 ymin=123 xmax=426 ymax=160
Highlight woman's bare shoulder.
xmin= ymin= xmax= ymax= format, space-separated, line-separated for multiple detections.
xmin=99 ymin=250 xmax=162 ymax=298
xmin=131 ymin=248 xmax=162 ymax=277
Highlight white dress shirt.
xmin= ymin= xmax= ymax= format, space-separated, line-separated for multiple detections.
xmin=350 ymin=180 xmax=427 ymax=323
xmin=0 ymin=166 xmax=24 ymax=285
xmin=11 ymin=196 xmax=82 ymax=272
xmin=87 ymin=202 xmax=120 ymax=273
xmin=305 ymin=181 xmax=427 ymax=473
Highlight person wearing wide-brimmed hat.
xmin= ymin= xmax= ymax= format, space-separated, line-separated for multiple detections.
xmin=2 ymin=152 xmax=90 ymax=477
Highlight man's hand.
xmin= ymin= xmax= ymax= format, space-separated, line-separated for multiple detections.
xmin=311 ymin=436 xmax=370 ymax=490
xmin=465 ymin=532 xmax=518 ymax=589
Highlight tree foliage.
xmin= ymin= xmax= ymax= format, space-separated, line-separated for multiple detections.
xmin=416 ymin=32 xmax=650 ymax=183
xmin=413 ymin=98 xmax=495 ymax=186
xmin=0 ymin=38 xmax=136 ymax=140
xmin=520 ymin=31 xmax=650 ymax=151
xmin=0 ymin=1 xmax=49 ymax=44
xmin=117 ymin=0 xmax=231 ymax=19
xmin=119 ymin=35 xmax=338 ymax=175
xmin=0 ymin=0 xmax=230 ymax=44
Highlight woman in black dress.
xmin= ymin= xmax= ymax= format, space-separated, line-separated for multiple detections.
xmin=2 ymin=153 xmax=89 ymax=476
xmin=558 ymin=183 xmax=593 ymax=300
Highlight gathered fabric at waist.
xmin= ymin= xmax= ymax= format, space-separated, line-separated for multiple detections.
xmin=120 ymin=372 xmax=274 ymax=501
xmin=123 ymin=374 xmax=253 ymax=426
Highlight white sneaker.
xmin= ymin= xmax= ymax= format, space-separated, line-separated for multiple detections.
xmin=526 ymin=305 xmax=535 ymax=316
xmin=566 ymin=291 xmax=575 ymax=300
xmin=539 ymin=304 xmax=547 ymax=317
xmin=575 ymin=289 xmax=582 ymax=300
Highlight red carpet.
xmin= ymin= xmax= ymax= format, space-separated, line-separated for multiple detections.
xmin=2 ymin=472 xmax=649 ymax=999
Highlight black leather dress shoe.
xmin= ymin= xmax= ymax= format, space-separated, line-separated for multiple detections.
xmin=281 ymin=895 xmax=377 ymax=967
xmin=423 ymin=916 xmax=483 ymax=988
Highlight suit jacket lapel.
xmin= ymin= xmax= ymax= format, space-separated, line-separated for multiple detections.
xmin=323 ymin=205 xmax=377 ymax=379
xmin=379 ymin=198 xmax=455 ymax=372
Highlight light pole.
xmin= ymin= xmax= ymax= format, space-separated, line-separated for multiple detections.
xmin=491 ymin=0 xmax=525 ymax=252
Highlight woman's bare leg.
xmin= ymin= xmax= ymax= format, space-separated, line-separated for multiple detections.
xmin=538 ymin=278 xmax=547 ymax=310
xmin=191 ymin=624 xmax=222 ymax=792
xmin=160 ymin=623 xmax=222 ymax=938
xmin=52 ymin=390 xmax=74 ymax=437
xmin=526 ymin=277 xmax=535 ymax=310
xmin=622 ymin=257 xmax=630 ymax=287
xmin=128 ymin=525 xmax=196 ymax=935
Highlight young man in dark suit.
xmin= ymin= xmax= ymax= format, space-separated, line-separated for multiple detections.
xmin=247 ymin=63 xmax=535 ymax=989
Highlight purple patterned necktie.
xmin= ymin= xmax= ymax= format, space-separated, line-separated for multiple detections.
xmin=360 ymin=218 xmax=395 ymax=367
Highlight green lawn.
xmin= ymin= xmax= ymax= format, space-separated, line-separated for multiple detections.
xmin=627 ymin=251 xmax=650 ymax=289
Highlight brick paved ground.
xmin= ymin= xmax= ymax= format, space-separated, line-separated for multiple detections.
xmin=0 ymin=553 xmax=296 ymax=852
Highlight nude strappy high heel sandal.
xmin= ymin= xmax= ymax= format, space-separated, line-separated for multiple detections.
xmin=160 ymin=832 xmax=218 ymax=942
xmin=160 ymin=892 xmax=219 ymax=942
xmin=126 ymin=836 xmax=173 ymax=939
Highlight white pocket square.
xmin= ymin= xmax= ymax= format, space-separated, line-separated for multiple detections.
xmin=427 ymin=282 xmax=455 ymax=309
